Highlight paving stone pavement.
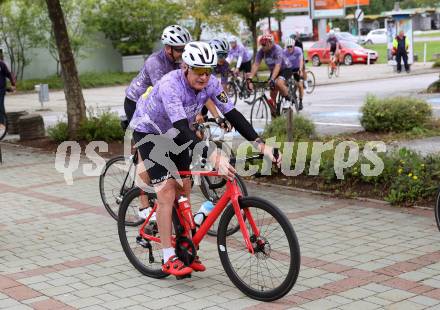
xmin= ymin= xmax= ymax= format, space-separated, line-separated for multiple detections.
xmin=1 ymin=143 xmax=440 ymax=309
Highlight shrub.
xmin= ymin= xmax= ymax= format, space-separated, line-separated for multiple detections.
xmin=360 ymin=95 xmax=432 ymax=132
xmin=427 ymin=74 xmax=440 ymax=93
xmin=47 ymin=122 xmax=69 ymax=142
xmin=433 ymin=59 xmax=440 ymax=68
xmin=263 ymin=114 xmax=316 ymax=142
xmin=78 ymin=111 xmax=124 ymax=142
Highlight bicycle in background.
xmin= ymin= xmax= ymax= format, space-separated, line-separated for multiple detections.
xmin=226 ymin=70 xmax=256 ymax=106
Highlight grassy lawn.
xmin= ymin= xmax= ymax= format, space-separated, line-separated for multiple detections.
xmin=415 ymin=31 xmax=440 ymax=38
xmin=368 ymin=40 xmax=440 ymax=64
xmin=16 ymin=71 xmax=136 ymax=92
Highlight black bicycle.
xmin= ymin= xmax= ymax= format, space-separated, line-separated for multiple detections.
xmin=226 ymin=71 xmax=256 ymax=106
xmin=0 ymin=112 xmax=7 ymax=141
xmin=277 ymin=77 xmax=300 ymax=115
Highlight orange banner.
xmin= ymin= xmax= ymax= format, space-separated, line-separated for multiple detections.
xmin=276 ymin=0 xmax=369 ymax=9
xmin=314 ymin=0 xmax=344 ymax=10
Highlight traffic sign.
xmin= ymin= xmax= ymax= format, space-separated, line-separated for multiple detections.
xmin=355 ymin=8 xmax=364 ymax=21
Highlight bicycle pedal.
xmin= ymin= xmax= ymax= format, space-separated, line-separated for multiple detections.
xmin=175 ymin=274 xmax=192 ymax=280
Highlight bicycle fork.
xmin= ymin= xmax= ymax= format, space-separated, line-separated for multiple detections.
xmin=229 ymin=180 xmax=259 ymax=254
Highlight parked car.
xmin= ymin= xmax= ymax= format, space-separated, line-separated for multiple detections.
xmin=327 ymin=32 xmax=362 ymax=44
xmin=307 ymin=40 xmax=378 ymax=66
xmin=363 ymin=28 xmax=387 ymax=45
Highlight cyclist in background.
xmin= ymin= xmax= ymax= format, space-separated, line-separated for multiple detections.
xmin=0 ymin=58 xmax=16 ymax=133
xmin=283 ymin=38 xmax=304 ymax=110
xmin=130 ymin=41 xmax=280 ymax=277
xmin=226 ymin=36 xmax=252 ymax=77
xmin=326 ymin=30 xmax=341 ymax=70
xmin=292 ymin=32 xmax=308 ymax=91
xmin=210 ymin=38 xmax=230 ymax=91
xmin=247 ymin=34 xmax=293 ymax=115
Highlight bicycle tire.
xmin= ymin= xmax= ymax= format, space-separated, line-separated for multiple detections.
xmin=289 ymin=82 xmax=300 ymax=113
xmin=305 ymin=70 xmax=315 ymax=94
xmin=226 ymin=81 xmax=238 ymax=106
xmin=118 ymin=187 xmax=169 ymax=279
xmin=0 ymin=113 xmax=7 ymax=141
xmin=204 ymin=174 xmax=248 ymax=237
xmin=243 ymin=85 xmax=257 ymax=105
xmin=99 ymin=155 xmax=136 ymax=221
xmin=327 ymin=64 xmax=333 ymax=79
xmin=217 ymin=196 xmax=300 ymax=301
xmin=250 ymin=97 xmax=269 ymax=129
xmin=435 ymin=188 xmax=440 ymax=232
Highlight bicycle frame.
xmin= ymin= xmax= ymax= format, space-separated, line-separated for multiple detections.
xmin=138 ymin=171 xmax=259 ymax=254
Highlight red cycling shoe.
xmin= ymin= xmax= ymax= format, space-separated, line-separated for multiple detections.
xmin=190 ymin=256 xmax=206 ymax=272
xmin=162 ymin=255 xmax=192 ymax=276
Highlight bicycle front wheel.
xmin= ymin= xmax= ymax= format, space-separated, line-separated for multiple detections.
xmin=226 ymin=81 xmax=238 ymax=106
xmin=118 ymin=187 xmax=168 ymax=278
xmin=250 ymin=98 xmax=270 ymax=131
xmin=217 ymin=197 xmax=300 ymax=301
xmin=99 ymin=155 xmax=135 ymax=221
xmin=0 ymin=113 xmax=7 ymax=141
xmin=435 ymin=188 xmax=440 ymax=232
xmin=305 ymin=70 xmax=315 ymax=94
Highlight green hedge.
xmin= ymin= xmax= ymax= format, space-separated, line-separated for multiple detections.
xmin=360 ymin=95 xmax=432 ymax=132
xmin=263 ymin=114 xmax=316 ymax=142
xmin=48 ymin=111 xmax=124 ymax=142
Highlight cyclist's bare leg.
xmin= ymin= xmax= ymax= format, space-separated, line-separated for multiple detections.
xmin=297 ymin=81 xmax=304 ymax=100
xmin=137 ymin=153 xmax=151 ymax=209
xmin=275 ymin=77 xmax=289 ymax=97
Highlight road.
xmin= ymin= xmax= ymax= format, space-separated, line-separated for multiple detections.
xmin=234 ymin=72 xmax=439 ymax=136
xmin=4 ymin=72 xmax=439 ymax=138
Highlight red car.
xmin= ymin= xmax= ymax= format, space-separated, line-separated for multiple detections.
xmin=307 ymin=40 xmax=378 ymax=66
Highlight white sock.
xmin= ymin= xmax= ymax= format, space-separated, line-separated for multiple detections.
xmin=163 ymin=247 xmax=175 ymax=263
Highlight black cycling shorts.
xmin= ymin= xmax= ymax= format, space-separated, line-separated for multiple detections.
xmin=239 ymin=60 xmax=252 ymax=73
xmin=124 ymin=97 xmax=137 ymax=123
xmin=274 ymin=68 xmax=294 ymax=81
xmin=133 ymin=131 xmax=191 ymax=185
xmin=292 ymin=68 xmax=301 ymax=82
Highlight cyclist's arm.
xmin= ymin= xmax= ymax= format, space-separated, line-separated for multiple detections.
xmin=1 ymin=62 xmax=16 ymax=88
xmin=248 ymin=62 xmax=260 ymax=79
xmin=236 ymin=55 xmax=243 ymax=70
xmin=270 ymin=63 xmax=281 ymax=81
xmin=204 ymin=99 xmax=220 ymax=118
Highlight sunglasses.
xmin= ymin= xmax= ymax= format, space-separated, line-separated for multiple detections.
xmin=287 ymin=45 xmax=293 ymax=48
xmin=172 ymin=46 xmax=185 ymax=53
xmin=217 ymin=53 xmax=227 ymax=59
xmin=190 ymin=67 xmax=213 ymax=76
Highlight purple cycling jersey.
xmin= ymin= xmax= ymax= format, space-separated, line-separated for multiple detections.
xmin=255 ymin=44 xmax=290 ymax=71
xmin=226 ymin=43 xmax=252 ymax=64
xmin=125 ymin=49 xmax=180 ymax=102
xmin=283 ymin=47 xmax=303 ymax=70
xmin=130 ymin=69 xmax=234 ymax=134
xmin=213 ymin=61 xmax=229 ymax=85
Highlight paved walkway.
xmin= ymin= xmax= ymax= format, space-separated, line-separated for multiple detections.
xmin=1 ymin=144 xmax=440 ymax=309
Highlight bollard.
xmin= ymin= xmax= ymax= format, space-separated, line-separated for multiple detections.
xmin=424 ymin=42 xmax=427 ymax=65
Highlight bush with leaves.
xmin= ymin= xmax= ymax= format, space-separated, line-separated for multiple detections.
xmin=77 ymin=111 xmax=124 ymax=142
xmin=47 ymin=122 xmax=69 ymax=142
xmin=263 ymin=114 xmax=316 ymax=142
xmin=360 ymin=95 xmax=432 ymax=132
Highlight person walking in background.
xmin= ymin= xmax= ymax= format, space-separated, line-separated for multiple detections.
xmin=393 ymin=30 xmax=410 ymax=73
xmin=0 ymin=57 xmax=16 ymax=132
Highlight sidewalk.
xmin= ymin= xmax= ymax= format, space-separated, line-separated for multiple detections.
xmin=1 ymin=143 xmax=440 ymax=309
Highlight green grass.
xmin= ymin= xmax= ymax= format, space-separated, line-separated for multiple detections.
xmin=17 ymin=71 xmax=136 ymax=92
xmin=368 ymin=40 xmax=440 ymax=64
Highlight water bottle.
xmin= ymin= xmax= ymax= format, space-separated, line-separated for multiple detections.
xmin=194 ymin=200 xmax=214 ymax=226
xmin=178 ymin=196 xmax=196 ymax=230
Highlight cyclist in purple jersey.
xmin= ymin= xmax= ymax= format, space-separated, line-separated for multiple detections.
xmin=284 ymin=38 xmax=304 ymax=110
xmin=130 ymin=41 xmax=281 ymax=277
xmin=210 ymin=39 xmax=230 ymax=90
xmin=248 ymin=34 xmax=293 ymax=110
xmin=226 ymin=36 xmax=252 ymax=75
xmin=124 ymin=25 xmax=192 ymax=122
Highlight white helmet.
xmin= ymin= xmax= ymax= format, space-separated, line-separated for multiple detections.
xmin=182 ymin=41 xmax=217 ymax=68
xmin=161 ymin=25 xmax=192 ymax=46
xmin=228 ymin=35 xmax=238 ymax=43
xmin=209 ymin=39 xmax=230 ymax=54
xmin=285 ymin=37 xmax=295 ymax=47
xmin=329 ymin=29 xmax=335 ymax=36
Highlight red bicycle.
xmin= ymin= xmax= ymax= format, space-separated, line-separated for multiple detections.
xmin=118 ymin=156 xmax=300 ymax=301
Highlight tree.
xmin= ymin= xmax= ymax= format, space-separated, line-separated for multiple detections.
xmin=180 ymin=0 xmax=240 ymax=41
xmin=362 ymin=0 xmax=395 ymax=15
xmin=0 ymin=0 xmax=44 ymax=79
xmin=35 ymin=0 xmax=99 ymax=76
xmin=400 ymin=0 xmax=440 ymax=8
xmin=46 ymin=0 xmax=86 ymax=138
xmin=219 ymin=0 xmax=276 ymax=59
xmin=97 ymin=0 xmax=183 ymax=56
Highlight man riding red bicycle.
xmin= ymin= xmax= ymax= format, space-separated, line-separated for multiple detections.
xmin=130 ymin=41 xmax=280 ymax=277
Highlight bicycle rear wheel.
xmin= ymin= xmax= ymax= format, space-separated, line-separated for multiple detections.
xmin=0 ymin=113 xmax=7 ymax=141
xmin=305 ymin=70 xmax=315 ymax=94
xmin=250 ymin=97 xmax=270 ymax=131
xmin=118 ymin=187 xmax=168 ymax=278
xmin=435 ymin=188 xmax=440 ymax=232
xmin=226 ymin=82 xmax=238 ymax=106
xmin=99 ymin=155 xmax=136 ymax=221
xmin=217 ymin=197 xmax=300 ymax=301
